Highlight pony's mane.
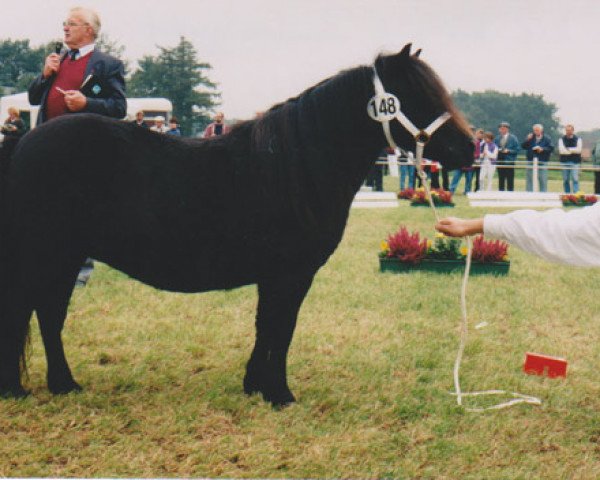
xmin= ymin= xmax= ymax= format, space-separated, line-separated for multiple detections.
xmin=229 ymin=65 xmax=372 ymax=154
xmin=231 ymin=52 xmax=471 ymax=152
xmin=394 ymin=54 xmax=472 ymax=138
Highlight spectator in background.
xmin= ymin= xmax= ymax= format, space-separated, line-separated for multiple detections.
xmin=450 ymin=127 xmax=481 ymax=195
xmin=479 ymin=131 xmax=498 ymax=191
xmin=495 ymin=121 xmax=519 ymax=191
xmin=366 ymin=149 xmax=385 ymax=192
xmin=131 ymin=110 xmax=148 ymax=128
xmin=473 ymin=128 xmax=483 ymax=192
xmin=167 ymin=117 xmax=181 ymax=136
xmin=399 ymin=150 xmax=415 ymax=191
xmin=0 ymin=107 xmax=27 ymax=174
xmin=522 ymin=124 xmax=553 ymax=192
xmin=1 ymin=107 xmax=27 ymax=141
xmin=151 ymin=115 xmax=168 ymax=133
xmin=592 ymin=140 xmax=600 ymax=194
xmin=203 ymin=112 xmax=230 ymax=137
xmin=558 ymin=124 xmax=582 ymax=193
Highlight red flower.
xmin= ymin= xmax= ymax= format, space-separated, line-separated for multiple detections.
xmin=397 ymin=188 xmax=415 ymax=200
xmin=386 ymin=226 xmax=428 ymax=264
xmin=471 ymin=235 xmax=509 ymax=263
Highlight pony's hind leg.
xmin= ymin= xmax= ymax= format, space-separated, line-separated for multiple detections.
xmin=35 ymin=264 xmax=83 ymax=394
xmin=244 ymin=271 xmax=315 ymax=407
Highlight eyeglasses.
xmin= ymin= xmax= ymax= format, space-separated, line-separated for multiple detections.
xmin=62 ymin=21 xmax=88 ymax=28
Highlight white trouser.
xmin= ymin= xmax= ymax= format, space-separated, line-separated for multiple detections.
xmin=479 ymin=159 xmax=496 ymax=191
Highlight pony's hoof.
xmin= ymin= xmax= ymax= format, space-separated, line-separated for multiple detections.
xmin=49 ymin=380 xmax=83 ymax=395
xmin=0 ymin=386 xmax=30 ymax=399
xmin=243 ymin=372 xmax=296 ymax=407
xmin=264 ymin=389 xmax=296 ymax=409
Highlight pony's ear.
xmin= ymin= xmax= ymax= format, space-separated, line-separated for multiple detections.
xmin=413 ymin=48 xmax=422 ymax=58
xmin=397 ymin=43 xmax=412 ymax=60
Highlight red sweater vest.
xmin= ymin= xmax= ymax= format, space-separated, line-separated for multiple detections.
xmin=45 ymin=52 xmax=92 ymax=120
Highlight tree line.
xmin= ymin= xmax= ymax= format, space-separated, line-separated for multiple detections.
xmin=0 ymin=36 xmax=218 ymax=136
xmin=451 ymin=89 xmax=561 ymax=143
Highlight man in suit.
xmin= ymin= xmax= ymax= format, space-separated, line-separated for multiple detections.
xmin=28 ymin=6 xmax=126 ymax=125
xmin=28 ymin=6 xmax=126 ymax=286
xmin=495 ymin=121 xmax=520 ymax=191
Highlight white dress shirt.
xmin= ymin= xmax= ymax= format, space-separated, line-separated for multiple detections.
xmin=484 ymin=202 xmax=600 ymax=267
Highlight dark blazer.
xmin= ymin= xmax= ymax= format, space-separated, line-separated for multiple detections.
xmin=521 ymin=134 xmax=554 ymax=162
xmin=28 ymin=49 xmax=126 ymax=125
xmin=494 ymin=133 xmax=519 ymax=164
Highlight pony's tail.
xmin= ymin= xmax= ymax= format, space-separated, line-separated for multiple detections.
xmin=0 ymin=138 xmax=31 ymax=393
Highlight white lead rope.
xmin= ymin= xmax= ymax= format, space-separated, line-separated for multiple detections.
xmin=370 ymin=65 xmax=541 ymax=412
xmin=452 ymin=236 xmax=542 ymax=412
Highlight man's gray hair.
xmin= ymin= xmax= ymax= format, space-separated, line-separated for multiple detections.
xmin=533 ymin=123 xmax=544 ymax=131
xmin=69 ymin=6 xmax=101 ymax=38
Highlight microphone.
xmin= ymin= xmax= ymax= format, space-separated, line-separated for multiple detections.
xmin=55 ymin=42 xmax=63 ymax=55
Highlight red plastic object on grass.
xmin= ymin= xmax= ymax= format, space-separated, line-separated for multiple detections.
xmin=523 ymin=352 xmax=567 ymax=378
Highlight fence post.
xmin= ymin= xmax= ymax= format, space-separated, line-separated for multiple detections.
xmin=533 ymin=157 xmax=539 ymax=193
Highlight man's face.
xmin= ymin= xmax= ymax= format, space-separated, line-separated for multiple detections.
xmin=499 ymin=126 xmax=508 ymax=136
xmin=533 ymin=126 xmax=542 ymax=136
xmin=136 ymin=112 xmax=144 ymax=121
xmin=566 ymin=126 xmax=574 ymax=136
xmin=215 ymin=113 xmax=224 ymax=124
xmin=63 ymin=13 xmax=93 ymax=49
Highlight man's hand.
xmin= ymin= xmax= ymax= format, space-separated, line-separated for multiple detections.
xmin=435 ymin=217 xmax=484 ymax=237
xmin=64 ymin=90 xmax=87 ymax=111
xmin=43 ymin=53 xmax=61 ymax=78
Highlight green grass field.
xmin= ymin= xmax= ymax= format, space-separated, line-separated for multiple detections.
xmin=2 ymin=175 xmax=600 ymax=478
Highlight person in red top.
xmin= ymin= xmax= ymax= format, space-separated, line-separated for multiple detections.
xmin=203 ymin=112 xmax=230 ymax=138
xmin=28 ymin=6 xmax=126 ymax=125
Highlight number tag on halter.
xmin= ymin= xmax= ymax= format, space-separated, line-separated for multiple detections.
xmin=367 ymin=93 xmax=400 ymax=122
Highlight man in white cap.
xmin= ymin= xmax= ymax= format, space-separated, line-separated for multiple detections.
xmin=151 ymin=116 xmax=168 ymax=133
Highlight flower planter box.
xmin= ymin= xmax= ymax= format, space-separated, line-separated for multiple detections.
xmin=379 ymin=257 xmax=510 ymax=276
xmin=561 ymin=202 xmax=596 ymax=207
xmin=560 ymin=194 xmax=597 ymax=207
xmin=410 ymin=203 xmax=455 ymax=208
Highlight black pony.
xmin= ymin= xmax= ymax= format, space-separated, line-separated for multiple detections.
xmin=0 ymin=44 xmax=472 ymax=406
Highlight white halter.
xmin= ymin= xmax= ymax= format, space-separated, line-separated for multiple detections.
xmin=369 ymin=66 xmax=451 ymax=174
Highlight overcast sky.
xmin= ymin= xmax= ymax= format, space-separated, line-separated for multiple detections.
xmin=4 ymin=0 xmax=600 ymax=130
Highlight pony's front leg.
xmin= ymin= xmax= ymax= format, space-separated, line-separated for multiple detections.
xmin=244 ymin=271 xmax=314 ymax=407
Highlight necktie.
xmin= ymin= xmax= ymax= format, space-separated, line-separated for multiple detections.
xmin=69 ymin=49 xmax=79 ymax=61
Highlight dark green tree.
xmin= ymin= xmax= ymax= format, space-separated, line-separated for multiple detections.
xmin=452 ymin=89 xmax=561 ymax=142
xmin=0 ymin=39 xmax=51 ymax=93
xmin=128 ymin=36 xmax=219 ymax=135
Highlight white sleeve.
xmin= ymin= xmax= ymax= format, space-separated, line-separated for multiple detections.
xmin=558 ymin=138 xmax=569 ymax=155
xmin=483 ymin=202 xmax=600 ymax=267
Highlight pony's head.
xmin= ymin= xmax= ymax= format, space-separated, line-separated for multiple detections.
xmin=373 ymin=44 xmax=473 ymax=170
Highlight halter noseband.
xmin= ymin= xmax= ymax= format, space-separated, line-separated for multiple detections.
xmin=369 ymin=66 xmax=451 ymax=175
